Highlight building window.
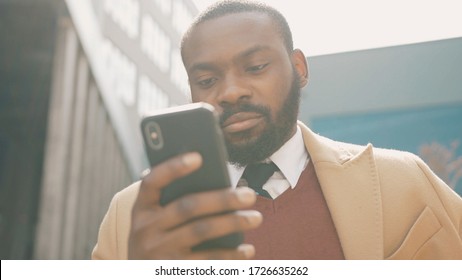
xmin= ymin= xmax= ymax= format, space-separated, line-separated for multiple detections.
xmin=138 ymin=75 xmax=170 ymax=116
xmin=170 ymin=49 xmax=190 ymax=98
xmin=102 ymin=39 xmax=137 ymax=106
xmin=141 ymin=15 xmax=171 ymax=73
xmin=152 ymin=0 xmax=171 ymax=16
xmin=172 ymin=1 xmax=193 ymax=35
xmin=104 ymin=0 xmax=140 ymax=39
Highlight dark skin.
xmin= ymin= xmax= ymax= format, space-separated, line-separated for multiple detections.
xmin=128 ymin=12 xmax=308 ymax=260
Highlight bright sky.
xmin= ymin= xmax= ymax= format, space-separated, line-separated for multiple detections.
xmin=192 ymin=0 xmax=462 ymax=57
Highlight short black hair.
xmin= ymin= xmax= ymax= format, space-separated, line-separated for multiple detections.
xmin=181 ymin=0 xmax=294 ymax=58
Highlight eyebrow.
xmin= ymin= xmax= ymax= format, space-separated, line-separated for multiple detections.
xmin=188 ymin=44 xmax=272 ymax=73
xmin=187 ymin=62 xmax=218 ymax=74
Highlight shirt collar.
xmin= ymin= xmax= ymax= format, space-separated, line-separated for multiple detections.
xmin=227 ymin=125 xmax=309 ymax=188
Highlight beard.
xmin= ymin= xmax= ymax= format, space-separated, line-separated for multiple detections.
xmin=219 ymin=72 xmax=301 ymax=167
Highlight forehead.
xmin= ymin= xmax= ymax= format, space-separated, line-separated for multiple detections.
xmin=182 ymin=12 xmax=286 ymax=69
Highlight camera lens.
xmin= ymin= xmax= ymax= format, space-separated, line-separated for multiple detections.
xmin=145 ymin=122 xmax=163 ymax=150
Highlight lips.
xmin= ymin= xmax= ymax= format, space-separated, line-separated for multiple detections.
xmin=221 ymin=112 xmax=264 ymax=133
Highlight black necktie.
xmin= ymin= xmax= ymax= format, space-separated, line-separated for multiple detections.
xmin=242 ymin=162 xmax=279 ymax=198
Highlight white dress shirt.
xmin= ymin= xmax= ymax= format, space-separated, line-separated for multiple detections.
xmin=227 ymin=125 xmax=310 ymax=199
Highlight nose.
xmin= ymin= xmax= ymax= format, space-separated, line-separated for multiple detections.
xmin=217 ymin=75 xmax=251 ymax=108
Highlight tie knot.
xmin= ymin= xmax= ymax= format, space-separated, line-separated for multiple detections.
xmin=242 ymin=162 xmax=279 ymax=198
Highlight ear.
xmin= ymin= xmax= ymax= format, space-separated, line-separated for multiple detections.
xmin=291 ymin=49 xmax=309 ymax=88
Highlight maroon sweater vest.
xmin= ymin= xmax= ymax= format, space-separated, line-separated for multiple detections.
xmin=244 ymin=161 xmax=345 ymax=259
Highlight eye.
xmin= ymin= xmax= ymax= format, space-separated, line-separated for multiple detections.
xmin=246 ymin=63 xmax=269 ymax=73
xmin=197 ymin=77 xmax=217 ymax=88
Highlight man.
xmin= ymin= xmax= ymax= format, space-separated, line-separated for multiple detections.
xmin=92 ymin=1 xmax=462 ymax=259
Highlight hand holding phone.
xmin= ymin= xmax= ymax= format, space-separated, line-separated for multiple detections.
xmin=128 ymin=103 xmax=263 ymax=259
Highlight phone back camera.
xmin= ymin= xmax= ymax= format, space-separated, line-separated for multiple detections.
xmin=145 ymin=122 xmax=164 ymax=150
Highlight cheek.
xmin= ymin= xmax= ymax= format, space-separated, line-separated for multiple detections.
xmin=191 ymin=91 xmax=223 ymax=113
xmin=190 ymin=90 xmax=208 ymax=103
xmin=191 ymin=94 xmax=215 ymax=107
xmin=191 ymin=94 xmax=200 ymax=103
xmin=263 ymin=72 xmax=292 ymax=110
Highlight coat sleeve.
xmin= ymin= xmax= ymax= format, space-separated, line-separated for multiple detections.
xmin=91 ymin=181 xmax=140 ymax=260
xmin=91 ymin=192 xmax=122 ymax=260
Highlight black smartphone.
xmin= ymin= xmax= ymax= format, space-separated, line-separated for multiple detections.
xmin=140 ymin=102 xmax=243 ymax=251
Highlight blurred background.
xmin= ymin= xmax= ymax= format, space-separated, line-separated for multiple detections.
xmin=0 ymin=0 xmax=461 ymax=259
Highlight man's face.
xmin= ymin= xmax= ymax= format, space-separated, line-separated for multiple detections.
xmin=182 ymin=12 xmax=307 ymax=166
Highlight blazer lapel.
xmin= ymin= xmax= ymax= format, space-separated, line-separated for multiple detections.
xmin=299 ymin=122 xmax=384 ymax=259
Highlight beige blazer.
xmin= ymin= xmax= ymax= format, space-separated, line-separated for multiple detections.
xmin=92 ymin=122 xmax=462 ymax=259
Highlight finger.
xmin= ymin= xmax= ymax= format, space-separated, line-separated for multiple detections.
xmin=158 ymin=187 xmax=257 ymax=230
xmin=132 ymin=210 xmax=261 ymax=259
xmin=137 ymin=152 xmax=202 ymax=207
xmin=165 ymin=210 xmax=262 ymax=249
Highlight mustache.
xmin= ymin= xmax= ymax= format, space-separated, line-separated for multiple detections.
xmin=219 ymin=103 xmax=271 ymax=126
